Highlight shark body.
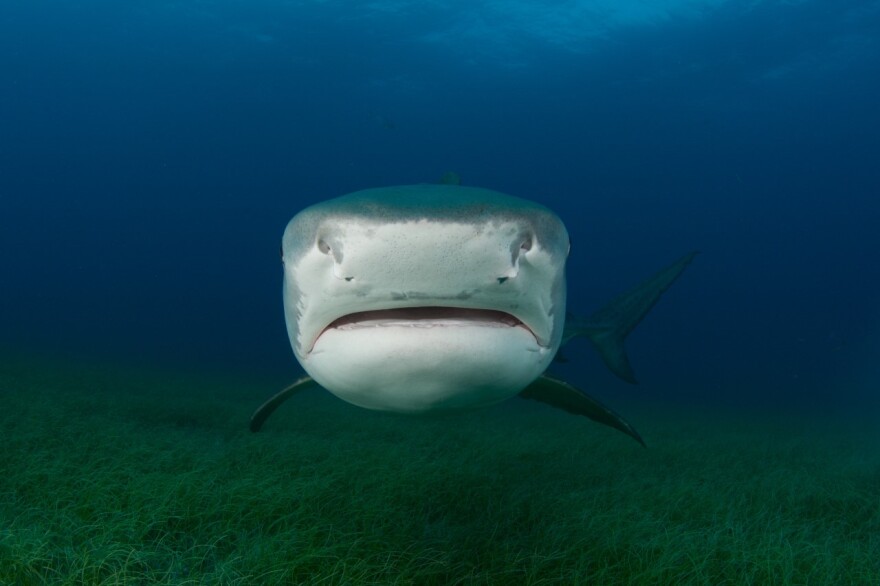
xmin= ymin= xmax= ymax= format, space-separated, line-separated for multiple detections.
xmin=251 ymin=184 xmax=697 ymax=446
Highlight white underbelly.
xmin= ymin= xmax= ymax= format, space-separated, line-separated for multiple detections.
xmin=301 ymin=322 xmax=553 ymax=413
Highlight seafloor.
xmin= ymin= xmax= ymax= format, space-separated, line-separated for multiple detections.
xmin=1 ymin=353 xmax=878 ymax=585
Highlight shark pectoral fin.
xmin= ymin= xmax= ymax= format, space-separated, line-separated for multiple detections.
xmin=250 ymin=376 xmax=320 ymax=432
xmin=563 ymin=250 xmax=698 ymax=384
xmin=519 ymin=375 xmax=646 ymax=447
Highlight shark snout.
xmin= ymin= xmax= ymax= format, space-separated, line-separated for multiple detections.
xmin=282 ymin=185 xmax=570 ymax=364
xmin=324 ymin=228 xmax=536 ymax=286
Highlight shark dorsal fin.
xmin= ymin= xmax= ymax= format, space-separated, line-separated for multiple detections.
xmin=439 ymin=171 xmax=461 ymax=185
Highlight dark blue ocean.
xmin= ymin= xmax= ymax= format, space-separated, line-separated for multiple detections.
xmin=2 ymin=0 xmax=879 ymax=411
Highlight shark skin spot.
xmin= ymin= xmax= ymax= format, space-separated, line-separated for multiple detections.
xmin=390 ymin=290 xmax=479 ymax=302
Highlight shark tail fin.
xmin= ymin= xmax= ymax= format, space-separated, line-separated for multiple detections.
xmin=562 ymin=251 xmax=698 ymax=384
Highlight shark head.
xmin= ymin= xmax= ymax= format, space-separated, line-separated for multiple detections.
xmin=281 ymin=184 xmax=570 ymax=413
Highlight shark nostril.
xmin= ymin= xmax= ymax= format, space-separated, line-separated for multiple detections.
xmin=497 ymin=276 xmax=509 ymax=284
xmin=509 ymin=233 xmax=533 ymax=268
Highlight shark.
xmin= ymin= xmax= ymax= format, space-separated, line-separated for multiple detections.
xmin=250 ymin=183 xmax=697 ymax=446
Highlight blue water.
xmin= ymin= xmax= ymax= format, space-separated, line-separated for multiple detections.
xmin=2 ymin=0 xmax=878 ymax=410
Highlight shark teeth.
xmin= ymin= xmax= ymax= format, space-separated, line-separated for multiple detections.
xmin=329 ymin=307 xmax=521 ymax=328
xmin=319 ymin=307 xmax=533 ymax=337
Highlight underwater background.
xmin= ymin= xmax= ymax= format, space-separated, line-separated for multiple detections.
xmin=1 ymin=1 xmax=879 ymax=583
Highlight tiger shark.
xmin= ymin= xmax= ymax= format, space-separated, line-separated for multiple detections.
xmin=250 ymin=183 xmax=697 ymax=446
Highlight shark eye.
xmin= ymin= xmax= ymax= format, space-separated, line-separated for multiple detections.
xmin=520 ymin=236 xmax=533 ymax=252
xmin=317 ymin=239 xmax=331 ymax=255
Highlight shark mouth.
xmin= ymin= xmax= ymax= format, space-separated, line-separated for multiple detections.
xmin=312 ymin=307 xmax=539 ymax=351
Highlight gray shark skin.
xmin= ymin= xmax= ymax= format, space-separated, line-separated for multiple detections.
xmin=250 ymin=184 xmax=696 ymax=447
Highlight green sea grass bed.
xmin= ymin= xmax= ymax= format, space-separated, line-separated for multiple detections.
xmin=1 ymin=355 xmax=878 ymax=585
